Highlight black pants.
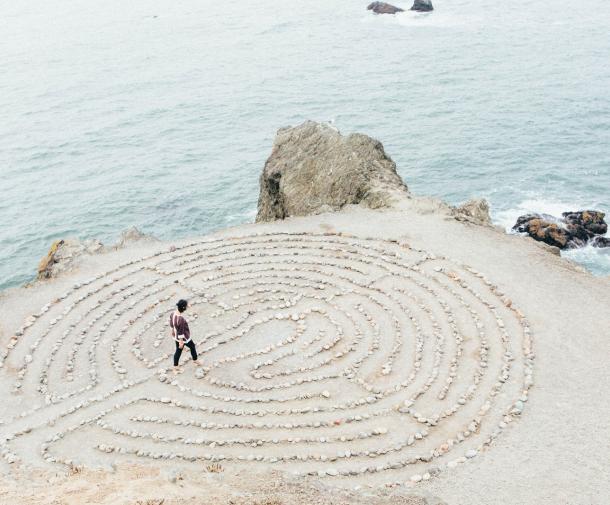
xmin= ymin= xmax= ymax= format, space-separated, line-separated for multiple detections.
xmin=174 ymin=339 xmax=197 ymax=366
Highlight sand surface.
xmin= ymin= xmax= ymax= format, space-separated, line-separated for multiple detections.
xmin=0 ymin=197 xmax=608 ymax=504
xmin=0 ymin=464 xmax=446 ymax=505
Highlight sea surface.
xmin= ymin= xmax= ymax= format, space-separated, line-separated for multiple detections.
xmin=1 ymin=0 xmax=609 ymax=291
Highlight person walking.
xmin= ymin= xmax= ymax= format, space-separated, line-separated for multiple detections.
xmin=170 ymin=299 xmax=199 ymax=372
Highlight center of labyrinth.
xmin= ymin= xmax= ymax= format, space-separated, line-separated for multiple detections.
xmin=0 ymin=232 xmax=534 ymax=488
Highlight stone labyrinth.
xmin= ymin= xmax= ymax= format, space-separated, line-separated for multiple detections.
xmin=0 ymin=232 xmax=534 ymax=488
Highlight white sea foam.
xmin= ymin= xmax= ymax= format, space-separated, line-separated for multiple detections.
xmin=225 ymin=207 xmax=258 ymax=226
xmin=563 ymin=244 xmax=610 ymax=277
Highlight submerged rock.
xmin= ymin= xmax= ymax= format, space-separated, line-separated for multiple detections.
xmin=411 ymin=0 xmax=434 ymax=12
xmin=513 ymin=210 xmax=609 ymax=250
xmin=591 ymin=236 xmax=610 ymax=248
xmin=591 ymin=237 xmax=610 ymax=247
xmin=367 ymin=2 xmax=404 ymax=14
xmin=256 ymin=121 xmax=409 ymax=222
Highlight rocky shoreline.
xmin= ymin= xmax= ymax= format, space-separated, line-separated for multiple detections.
xmin=31 ymin=122 xmax=606 ymax=284
xmin=0 ymin=122 xmax=608 ymax=505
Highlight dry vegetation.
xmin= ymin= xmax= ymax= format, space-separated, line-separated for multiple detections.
xmin=0 ymin=465 xmax=445 ymax=505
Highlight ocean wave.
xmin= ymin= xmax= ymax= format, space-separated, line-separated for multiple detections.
xmin=224 ymin=206 xmax=257 ymax=225
xmin=563 ymin=244 xmax=610 ymax=276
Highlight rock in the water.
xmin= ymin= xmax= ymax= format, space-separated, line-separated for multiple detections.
xmin=513 ymin=210 xmax=609 ymax=250
xmin=454 ymin=199 xmax=492 ymax=226
xmin=411 ymin=0 xmax=434 ymax=12
xmin=515 ymin=217 xmax=570 ymax=249
xmin=562 ymin=211 xmax=608 ymax=240
xmin=256 ymin=121 xmax=409 ymax=222
xmin=367 ymin=2 xmax=404 ymax=14
xmin=591 ymin=236 xmax=610 ymax=248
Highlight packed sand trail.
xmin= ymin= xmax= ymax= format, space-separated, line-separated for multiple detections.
xmin=0 ymin=196 xmax=609 ymax=505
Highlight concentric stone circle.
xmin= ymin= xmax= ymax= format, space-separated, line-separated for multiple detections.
xmin=0 ymin=232 xmax=534 ymax=488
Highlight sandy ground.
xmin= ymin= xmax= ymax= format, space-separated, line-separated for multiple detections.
xmin=0 ymin=195 xmax=608 ymax=505
xmin=0 ymin=464 xmax=445 ymax=505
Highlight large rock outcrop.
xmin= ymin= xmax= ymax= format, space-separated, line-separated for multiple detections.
xmin=513 ymin=210 xmax=609 ymax=249
xmin=367 ymin=2 xmax=404 ymax=14
xmin=256 ymin=121 xmax=409 ymax=222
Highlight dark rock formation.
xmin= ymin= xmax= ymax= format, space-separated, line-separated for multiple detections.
xmin=256 ymin=121 xmax=409 ymax=222
xmin=367 ymin=2 xmax=404 ymax=14
xmin=562 ymin=211 xmax=607 ymax=241
xmin=512 ymin=210 xmax=609 ymax=250
xmin=591 ymin=236 xmax=610 ymax=248
xmin=411 ymin=0 xmax=434 ymax=12
xmin=513 ymin=216 xmax=570 ymax=249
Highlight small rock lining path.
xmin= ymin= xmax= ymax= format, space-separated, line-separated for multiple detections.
xmin=0 ymin=232 xmax=533 ymax=490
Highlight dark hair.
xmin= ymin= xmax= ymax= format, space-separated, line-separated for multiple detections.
xmin=176 ymin=299 xmax=188 ymax=312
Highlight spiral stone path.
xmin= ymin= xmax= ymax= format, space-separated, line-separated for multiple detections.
xmin=0 ymin=232 xmax=534 ymax=489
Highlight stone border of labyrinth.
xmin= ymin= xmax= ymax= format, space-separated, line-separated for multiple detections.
xmin=0 ymin=232 xmax=534 ymax=489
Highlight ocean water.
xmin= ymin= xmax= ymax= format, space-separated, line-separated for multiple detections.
xmin=1 ymin=0 xmax=609 ymax=291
